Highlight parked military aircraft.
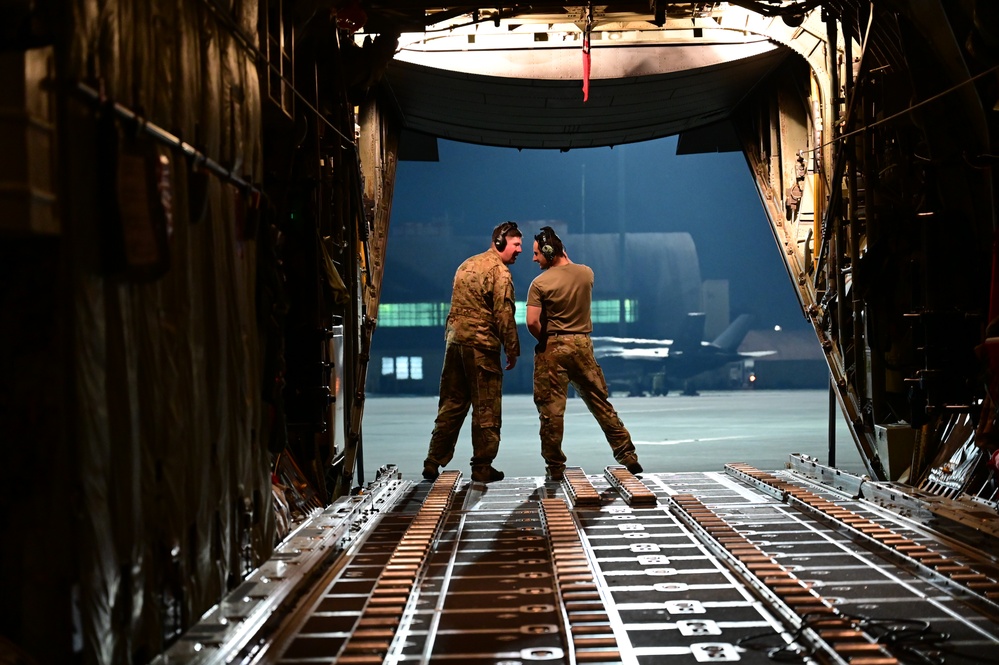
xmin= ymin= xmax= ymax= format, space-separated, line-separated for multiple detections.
xmin=593 ymin=313 xmax=773 ymax=395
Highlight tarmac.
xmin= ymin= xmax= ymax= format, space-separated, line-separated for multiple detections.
xmin=358 ymin=389 xmax=867 ymax=483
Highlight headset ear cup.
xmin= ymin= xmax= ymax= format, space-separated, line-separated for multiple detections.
xmin=537 ymin=226 xmax=557 ymax=260
xmin=495 ymin=221 xmax=516 ymax=251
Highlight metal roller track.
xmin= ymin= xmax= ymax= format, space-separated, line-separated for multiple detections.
xmin=336 ymin=470 xmax=462 ymax=662
xmin=724 ymin=463 xmax=999 ymax=609
xmin=162 ymin=462 xmax=999 ymax=664
xmin=538 ymin=497 xmax=622 ymax=662
xmin=667 ymin=491 xmax=897 ymax=663
xmin=604 ymin=466 xmax=658 ymax=507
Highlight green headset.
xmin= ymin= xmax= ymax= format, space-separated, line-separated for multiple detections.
xmin=536 ymin=226 xmax=560 ymax=261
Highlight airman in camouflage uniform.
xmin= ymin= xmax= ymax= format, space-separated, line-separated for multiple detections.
xmin=424 ymin=222 xmax=523 ymax=483
xmin=526 ymin=226 xmax=642 ymax=481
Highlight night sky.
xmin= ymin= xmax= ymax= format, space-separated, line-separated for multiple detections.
xmin=389 ymin=136 xmax=809 ymax=332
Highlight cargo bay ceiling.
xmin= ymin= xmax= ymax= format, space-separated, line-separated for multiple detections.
xmin=352 ymin=1 xmax=825 ymax=150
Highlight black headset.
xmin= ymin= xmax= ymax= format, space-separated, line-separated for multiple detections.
xmin=493 ymin=221 xmax=519 ymax=251
xmin=536 ymin=226 xmax=559 ymax=261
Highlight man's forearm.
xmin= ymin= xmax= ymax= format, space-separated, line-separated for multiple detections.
xmin=526 ymin=304 xmax=544 ymax=341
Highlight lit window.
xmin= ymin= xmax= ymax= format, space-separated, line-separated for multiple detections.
xmin=379 ymin=302 xmax=450 ymax=327
xmin=378 ymin=300 xmax=637 ymax=326
xmin=382 ymin=356 xmax=424 ymax=380
xmin=592 ymin=299 xmax=638 ymax=323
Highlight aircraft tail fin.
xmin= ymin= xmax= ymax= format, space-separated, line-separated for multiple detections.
xmin=673 ymin=312 xmax=706 ymax=353
xmin=711 ymin=314 xmax=754 ymax=353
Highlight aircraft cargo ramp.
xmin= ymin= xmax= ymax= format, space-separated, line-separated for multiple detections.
xmin=158 ymin=457 xmax=999 ymax=665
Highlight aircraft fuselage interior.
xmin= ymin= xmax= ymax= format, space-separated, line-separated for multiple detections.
xmin=3 ymin=1 xmax=999 ymax=662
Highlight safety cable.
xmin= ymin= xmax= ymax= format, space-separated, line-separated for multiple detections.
xmin=819 ymin=62 xmax=999 ymax=151
xmin=75 ymin=81 xmax=263 ymax=198
xmin=736 ymin=608 xmax=999 ymax=665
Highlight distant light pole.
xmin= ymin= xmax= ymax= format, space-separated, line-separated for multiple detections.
xmin=580 ymin=163 xmax=586 ymax=263
xmin=617 ymin=149 xmax=627 ymax=336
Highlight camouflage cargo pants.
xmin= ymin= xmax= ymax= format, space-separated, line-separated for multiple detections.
xmin=426 ymin=342 xmax=503 ymax=470
xmin=533 ymin=334 xmax=638 ymax=474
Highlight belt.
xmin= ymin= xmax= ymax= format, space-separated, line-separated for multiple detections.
xmin=547 ymin=332 xmax=588 ymax=338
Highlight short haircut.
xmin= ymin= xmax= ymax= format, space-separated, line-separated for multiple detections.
xmin=493 ymin=221 xmax=522 ymax=250
xmin=535 ymin=226 xmax=565 ymax=259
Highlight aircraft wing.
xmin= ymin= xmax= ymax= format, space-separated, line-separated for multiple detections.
xmin=591 ymin=335 xmax=674 ymax=345
xmin=593 ymin=314 xmax=772 ymax=383
xmin=593 ymin=346 xmax=671 ymax=360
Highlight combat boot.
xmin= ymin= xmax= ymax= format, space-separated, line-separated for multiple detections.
xmin=470 ymin=465 xmax=504 ymax=483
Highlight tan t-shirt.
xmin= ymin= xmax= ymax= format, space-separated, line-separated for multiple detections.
xmin=527 ymin=263 xmax=594 ymax=335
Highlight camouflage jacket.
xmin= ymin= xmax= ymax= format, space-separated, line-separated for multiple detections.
xmin=445 ymin=249 xmax=520 ymax=358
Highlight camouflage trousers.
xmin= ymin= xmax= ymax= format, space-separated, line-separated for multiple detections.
xmin=426 ymin=342 xmax=503 ymax=470
xmin=533 ymin=334 xmax=638 ymax=474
